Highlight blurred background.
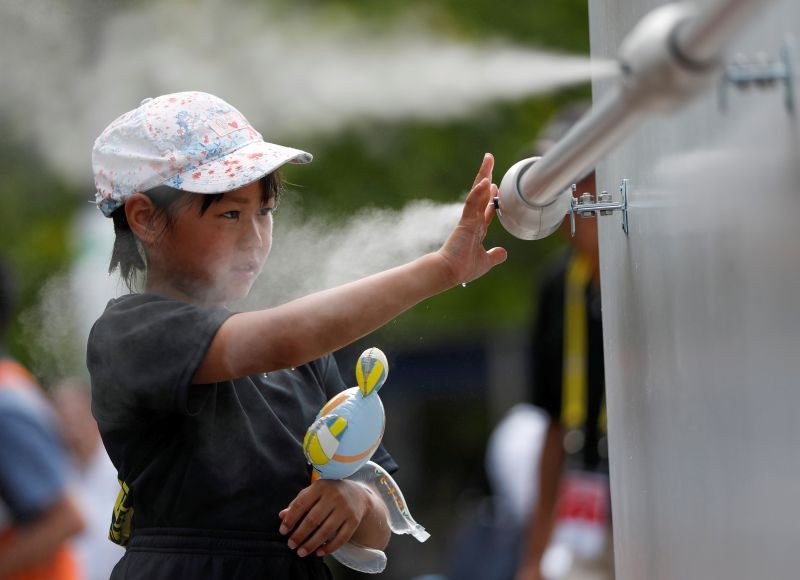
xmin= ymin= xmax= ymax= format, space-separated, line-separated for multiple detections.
xmin=0 ymin=0 xmax=596 ymax=577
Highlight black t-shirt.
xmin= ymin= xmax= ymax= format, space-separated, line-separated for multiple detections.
xmin=530 ymin=253 xmax=607 ymax=472
xmin=87 ymin=293 xmax=397 ymax=535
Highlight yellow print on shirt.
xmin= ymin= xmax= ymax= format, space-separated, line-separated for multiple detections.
xmin=109 ymin=480 xmax=133 ymax=546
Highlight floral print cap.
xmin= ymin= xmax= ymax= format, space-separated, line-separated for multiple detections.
xmin=92 ymin=91 xmax=313 ymax=217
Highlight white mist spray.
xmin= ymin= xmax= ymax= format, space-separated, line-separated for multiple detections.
xmin=19 ymin=196 xmax=463 ymax=378
xmin=0 ymin=0 xmax=616 ymax=187
xmin=240 ymin=198 xmax=464 ymax=309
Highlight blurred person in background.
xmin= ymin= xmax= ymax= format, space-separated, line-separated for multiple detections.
xmin=446 ymin=403 xmax=550 ymax=580
xmin=515 ymin=104 xmax=614 ymax=580
xmin=53 ymin=378 xmax=125 ymax=580
xmin=0 ymin=260 xmax=85 ymax=579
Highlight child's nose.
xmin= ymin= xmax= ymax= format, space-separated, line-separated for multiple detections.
xmin=242 ymin=216 xmax=267 ymax=248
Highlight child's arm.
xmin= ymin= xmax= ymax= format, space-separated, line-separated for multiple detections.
xmin=194 ymin=154 xmax=507 ymax=382
xmin=278 ymin=479 xmax=390 ymax=557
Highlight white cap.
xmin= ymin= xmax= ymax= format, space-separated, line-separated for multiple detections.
xmin=92 ymin=91 xmax=312 ymax=216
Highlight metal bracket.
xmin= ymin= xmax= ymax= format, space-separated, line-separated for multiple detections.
xmin=569 ymin=178 xmax=629 ymax=237
xmin=719 ymin=37 xmax=795 ymax=114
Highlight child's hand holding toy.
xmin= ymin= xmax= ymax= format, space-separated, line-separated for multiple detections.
xmin=280 ymin=348 xmax=428 ymax=574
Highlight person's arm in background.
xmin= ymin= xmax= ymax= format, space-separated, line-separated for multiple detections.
xmin=0 ymin=494 xmax=85 ymax=578
xmin=515 ymin=421 xmax=565 ymax=580
xmin=0 ymin=402 xmax=85 ymax=577
xmin=515 ymin=259 xmax=567 ymax=580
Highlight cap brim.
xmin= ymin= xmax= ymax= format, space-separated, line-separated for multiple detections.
xmin=164 ymin=140 xmax=312 ymax=194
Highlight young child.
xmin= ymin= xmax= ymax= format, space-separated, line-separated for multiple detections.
xmin=87 ymin=91 xmax=506 ymax=579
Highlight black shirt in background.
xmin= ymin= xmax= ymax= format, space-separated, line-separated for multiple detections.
xmin=530 ymin=253 xmax=607 ymax=472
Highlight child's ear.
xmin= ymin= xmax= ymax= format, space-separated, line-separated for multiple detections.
xmin=125 ymin=194 xmax=161 ymax=244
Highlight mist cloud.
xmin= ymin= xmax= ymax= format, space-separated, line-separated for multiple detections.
xmin=1 ymin=0 xmax=613 ymax=186
xmin=240 ymin=198 xmax=464 ymax=309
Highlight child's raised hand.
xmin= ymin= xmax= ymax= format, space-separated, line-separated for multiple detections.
xmin=436 ymin=154 xmax=508 ymax=286
xmin=278 ymin=479 xmax=387 ymax=558
xmin=193 ymin=154 xmax=510 ymax=383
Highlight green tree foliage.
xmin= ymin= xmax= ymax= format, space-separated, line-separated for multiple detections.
xmin=0 ymin=117 xmax=78 ymax=373
xmin=274 ymin=0 xmax=591 ymax=53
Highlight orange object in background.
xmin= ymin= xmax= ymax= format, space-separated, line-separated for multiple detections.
xmin=0 ymin=529 xmax=80 ymax=580
xmin=0 ymin=359 xmax=81 ymax=580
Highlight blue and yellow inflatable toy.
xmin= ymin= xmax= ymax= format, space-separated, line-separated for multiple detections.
xmin=303 ymin=347 xmax=389 ymax=480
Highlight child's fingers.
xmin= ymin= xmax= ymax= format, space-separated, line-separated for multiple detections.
xmin=484 ymin=184 xmax=499 ymax=227
xmin=279 ymin=485 xmax=318 ymax=534
xmin=463 ymin=178 xmax=492 ymax=219
xmin=472 ymin=153 xmax=494 ymax=188
xmin=315 ymin=523 xmax=354 ymax=557
xmin=486 ymin=246 xmax=508 ymax=267
xmin=298 ymin=518 xmax=347 ymax=558
xmin=288 ymin=501 xmax=336 ymax=555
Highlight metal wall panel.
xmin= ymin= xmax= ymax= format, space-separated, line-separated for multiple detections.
xmin=588 ymin=1 xmax=800 ymax=578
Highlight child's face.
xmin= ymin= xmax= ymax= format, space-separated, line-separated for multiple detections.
xmin=150 ymin=180 xmax=274 ymax=306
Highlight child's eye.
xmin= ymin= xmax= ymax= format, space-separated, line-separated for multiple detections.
xmin=259 ymin=207 xmax=275 ymax=217
xmin=222 ymin=210 xmax=240 ymax=220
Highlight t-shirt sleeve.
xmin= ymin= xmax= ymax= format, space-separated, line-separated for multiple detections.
xmin=321 ymin=353 xmax=399 ymax=475
xmin=0 ymin=394 xmax=70 ymax=524
xmin=87 ymin=295 xmax=232 ymax=425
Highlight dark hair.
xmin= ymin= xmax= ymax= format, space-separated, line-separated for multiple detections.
xmin=0 ymin=259 xmax=16 ymax=340
xmin=109 ymin=172 xmax=282 ymax=291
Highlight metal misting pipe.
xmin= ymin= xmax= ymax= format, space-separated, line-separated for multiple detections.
xmin=495 ymin=0 xmax=773 ymax=240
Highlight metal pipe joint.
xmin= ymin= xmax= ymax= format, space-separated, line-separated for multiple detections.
xmin=495 ymin=0 xmax=769 ymax=240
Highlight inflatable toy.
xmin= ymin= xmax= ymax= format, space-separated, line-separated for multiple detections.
xmin=302 ymin=347 xmax=429 ymax=574
xmin=303 ymin=347 xmax=388 ymax=480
